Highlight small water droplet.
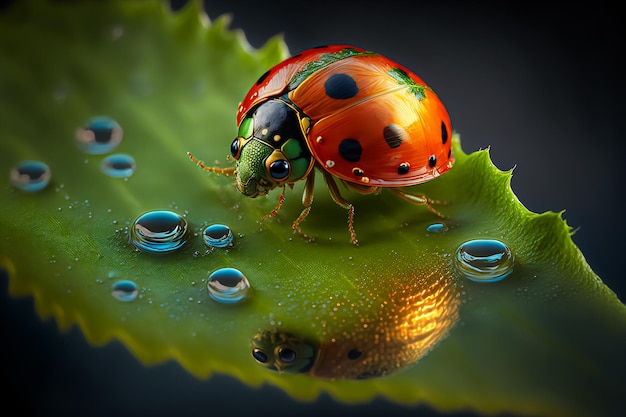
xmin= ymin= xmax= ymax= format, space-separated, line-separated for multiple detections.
xmin=109 ymin=25 xmax=124 ymax=40
xmin=426 ymin=223 xmax=448 ymax=233
xmin=192 ymin=79 xmax=206 ymax=97
xmin=100 ymin=153 xmax=136 ymax=178
xmin=112 ymin=280 xmax=138 ymax=302
xmin=454 ymin=239 xmax=514 ymax=282
xmin=10 ymin=160 xmax=51 ymax=191
xmin=203 ymin=224 xmax=233 ymax=248
xmin=53 ymin=82 xmax=70 ymax=102
xmin=131 ymin=73 xmax=152 ymax=97
xmin=75 ymin=116 xmax=123 ymax=154
xmin=207 ymin=268 xmax=250 ymax=304
xmin=130 ymin=210 xmax=189 ymax=254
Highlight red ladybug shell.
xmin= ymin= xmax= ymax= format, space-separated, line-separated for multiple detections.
xmin=237 ymin=45 xmax=453 ymax=187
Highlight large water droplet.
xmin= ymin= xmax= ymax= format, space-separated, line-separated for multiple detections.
xmin=203 ymin=224 xmax=234 ymax=248
xmin=100 ymin=153 xmax=136 ymax=178
xmin=207 ymin=268 xmax=250 ymax=304
xmin=10 ymin=160 xmax=51 ymax=191
xmin=112 ymin=280 xmax=138 ymax=302
xmin=130 ymin=210 xmax=189 ymax=254
xmin=454 ymin=239 xmax=514 ymax=282
xmin=75 ymin=116 xmax=123 ymax=154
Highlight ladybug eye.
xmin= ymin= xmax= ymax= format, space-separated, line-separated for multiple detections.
xmin=252 ymin=348 xmax=269 ymax=364
xmin=268 ymin=160 xmax=290 ymax=180
xmin=230 ymin=137 xmax=242 ymax=159
xmin=277 ymin=347 xmax=297 ymax=363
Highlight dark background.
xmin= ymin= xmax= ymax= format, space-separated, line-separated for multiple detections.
xmin=1 ymin=1 xmax=623 ymax=416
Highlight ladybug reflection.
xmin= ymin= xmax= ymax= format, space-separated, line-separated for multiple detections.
xmin=251 ymin=273 xmax=460 ymax=380
xmin=251 ymin=330 xmax=317 ymax=375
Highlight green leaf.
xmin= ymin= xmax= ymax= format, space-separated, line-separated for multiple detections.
xmin=1 ymin=2 xmax=624 ymax=417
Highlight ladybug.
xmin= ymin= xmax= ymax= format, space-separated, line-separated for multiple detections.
xmin=250 ymin=272 xmax=459 ymax=379
xmin=188 ymin=45 xmax=453 ymax=245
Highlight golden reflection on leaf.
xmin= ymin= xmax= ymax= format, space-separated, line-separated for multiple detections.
xmin=252 ymin=265 xmax=459 ymax=379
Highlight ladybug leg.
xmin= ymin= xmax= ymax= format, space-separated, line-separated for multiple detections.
xmin=390 ymin=188 xmax=447 ymax=218
xmin=292 ymin=171 xmax=315 ymax=232
xmin=187 ymin=152 xmax=236 ymax=176
xmin=321 ymin=170 xmax=358 ymax=246
xmin=261 ymin=186 xmax=286 ymax=221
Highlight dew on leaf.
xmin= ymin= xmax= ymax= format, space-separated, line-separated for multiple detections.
xmin=454 ymin=239 xmax=514 ymax=282
xmin=426 ymin=223 xmax=448 ymax=233
xmin=112 ymin=280 xmax=138 ymax=302
xmin=203 ymin=224 xmax=234 ymax=248
xmin=52 ymin=82 xmax=70 ymax=102
xmin=100 ymin=153 xmax=136 ymax=178
xmin=207 ymin=268 xmax=250 ymax=304
xmin=130 ymin=210 xmax=189 ymax=254
xmin=109 ymin=25 xmax=124 ymax=40
xmin=75 ymin=116 xmax=123 ymax=154
xmin=10 ymin=160 xmax=51 ymax=191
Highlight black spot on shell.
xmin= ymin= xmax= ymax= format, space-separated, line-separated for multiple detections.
xmin=255 ymin=69 xmax=271 ymax=86
xmin=352 ymin=168 xmax=364 ymax=177
xmin=441 ymin=121 xmax=448 ymax=144
xmin=324 ymin=73 xmax=358 ymax=99
xmin=428 ymin=155 xmax=437 ymax=168
xmin=339 ymin=138 xmax=362 ymax=162
xmin=397 ymin=162 xmax=410 ymax=175
xmin=347 ymin=349 xmax=362 ymax=360
xmin=383 ymin=124 xmax=407 ymax=149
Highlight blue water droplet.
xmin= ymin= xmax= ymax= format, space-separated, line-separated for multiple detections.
xmin=130 ymin=210 xmax=189 ymax=254
xmin=454 ymin=239 xmax=514 ymax=282
xmin=10 ymin=160 xmax=51 ymax=191
xmin=112 ymin=280 xmax=138 ymax=302
xmin=203 ymin=224 xmax=234 ymax=248
xmin=426 ymin=223 xmax=448 ymax=233
xmin=100 ymin=153 xmax=136 ymax=178
xmin=75 ymin=116 xmax=123 ymax=154
xmin=207 ymin=268 xmax=250 ymax=304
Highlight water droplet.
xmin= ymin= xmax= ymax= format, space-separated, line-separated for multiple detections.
xmin=10 ymin=160 xmax=51 ymax=191
xmin=207 ymin=268 xmax=250 ymax=304
xmin=426 ymin=223 xmax=448 ymax=233
xmin=454 ymin=239 xmax=514 ymax=282
xmin=203 ymin=224 xmax=233 ymax=248
xmin=53 ymin=82 xmax=70 ymax=102
xmin=75 ymin=116 xmax=123 ymax=154
xmin=130 ymin=210 xmax=189 ymax=254
xmin=100 ymin=153 xmax=136 ymax=178
xmin=112 ymin=280 xmax=138 ymax=302
xmin=131 ymin=73 xmax=152 ymax=97
xmin=109 ymin=25 xmax=124 ymax=40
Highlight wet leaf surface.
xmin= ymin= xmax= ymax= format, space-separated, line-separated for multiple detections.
xmin=1 ymin=2 xmax=624 ymax=417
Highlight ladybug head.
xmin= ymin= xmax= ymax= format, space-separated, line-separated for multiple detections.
xmin=230 ymin=99 xmax=314 ymax=198
xmin=251 ymin=329 xmax=317 ymax=374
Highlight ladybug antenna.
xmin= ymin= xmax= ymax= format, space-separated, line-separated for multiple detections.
xmin=187 ymin=151 xmax=236 ymax=176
